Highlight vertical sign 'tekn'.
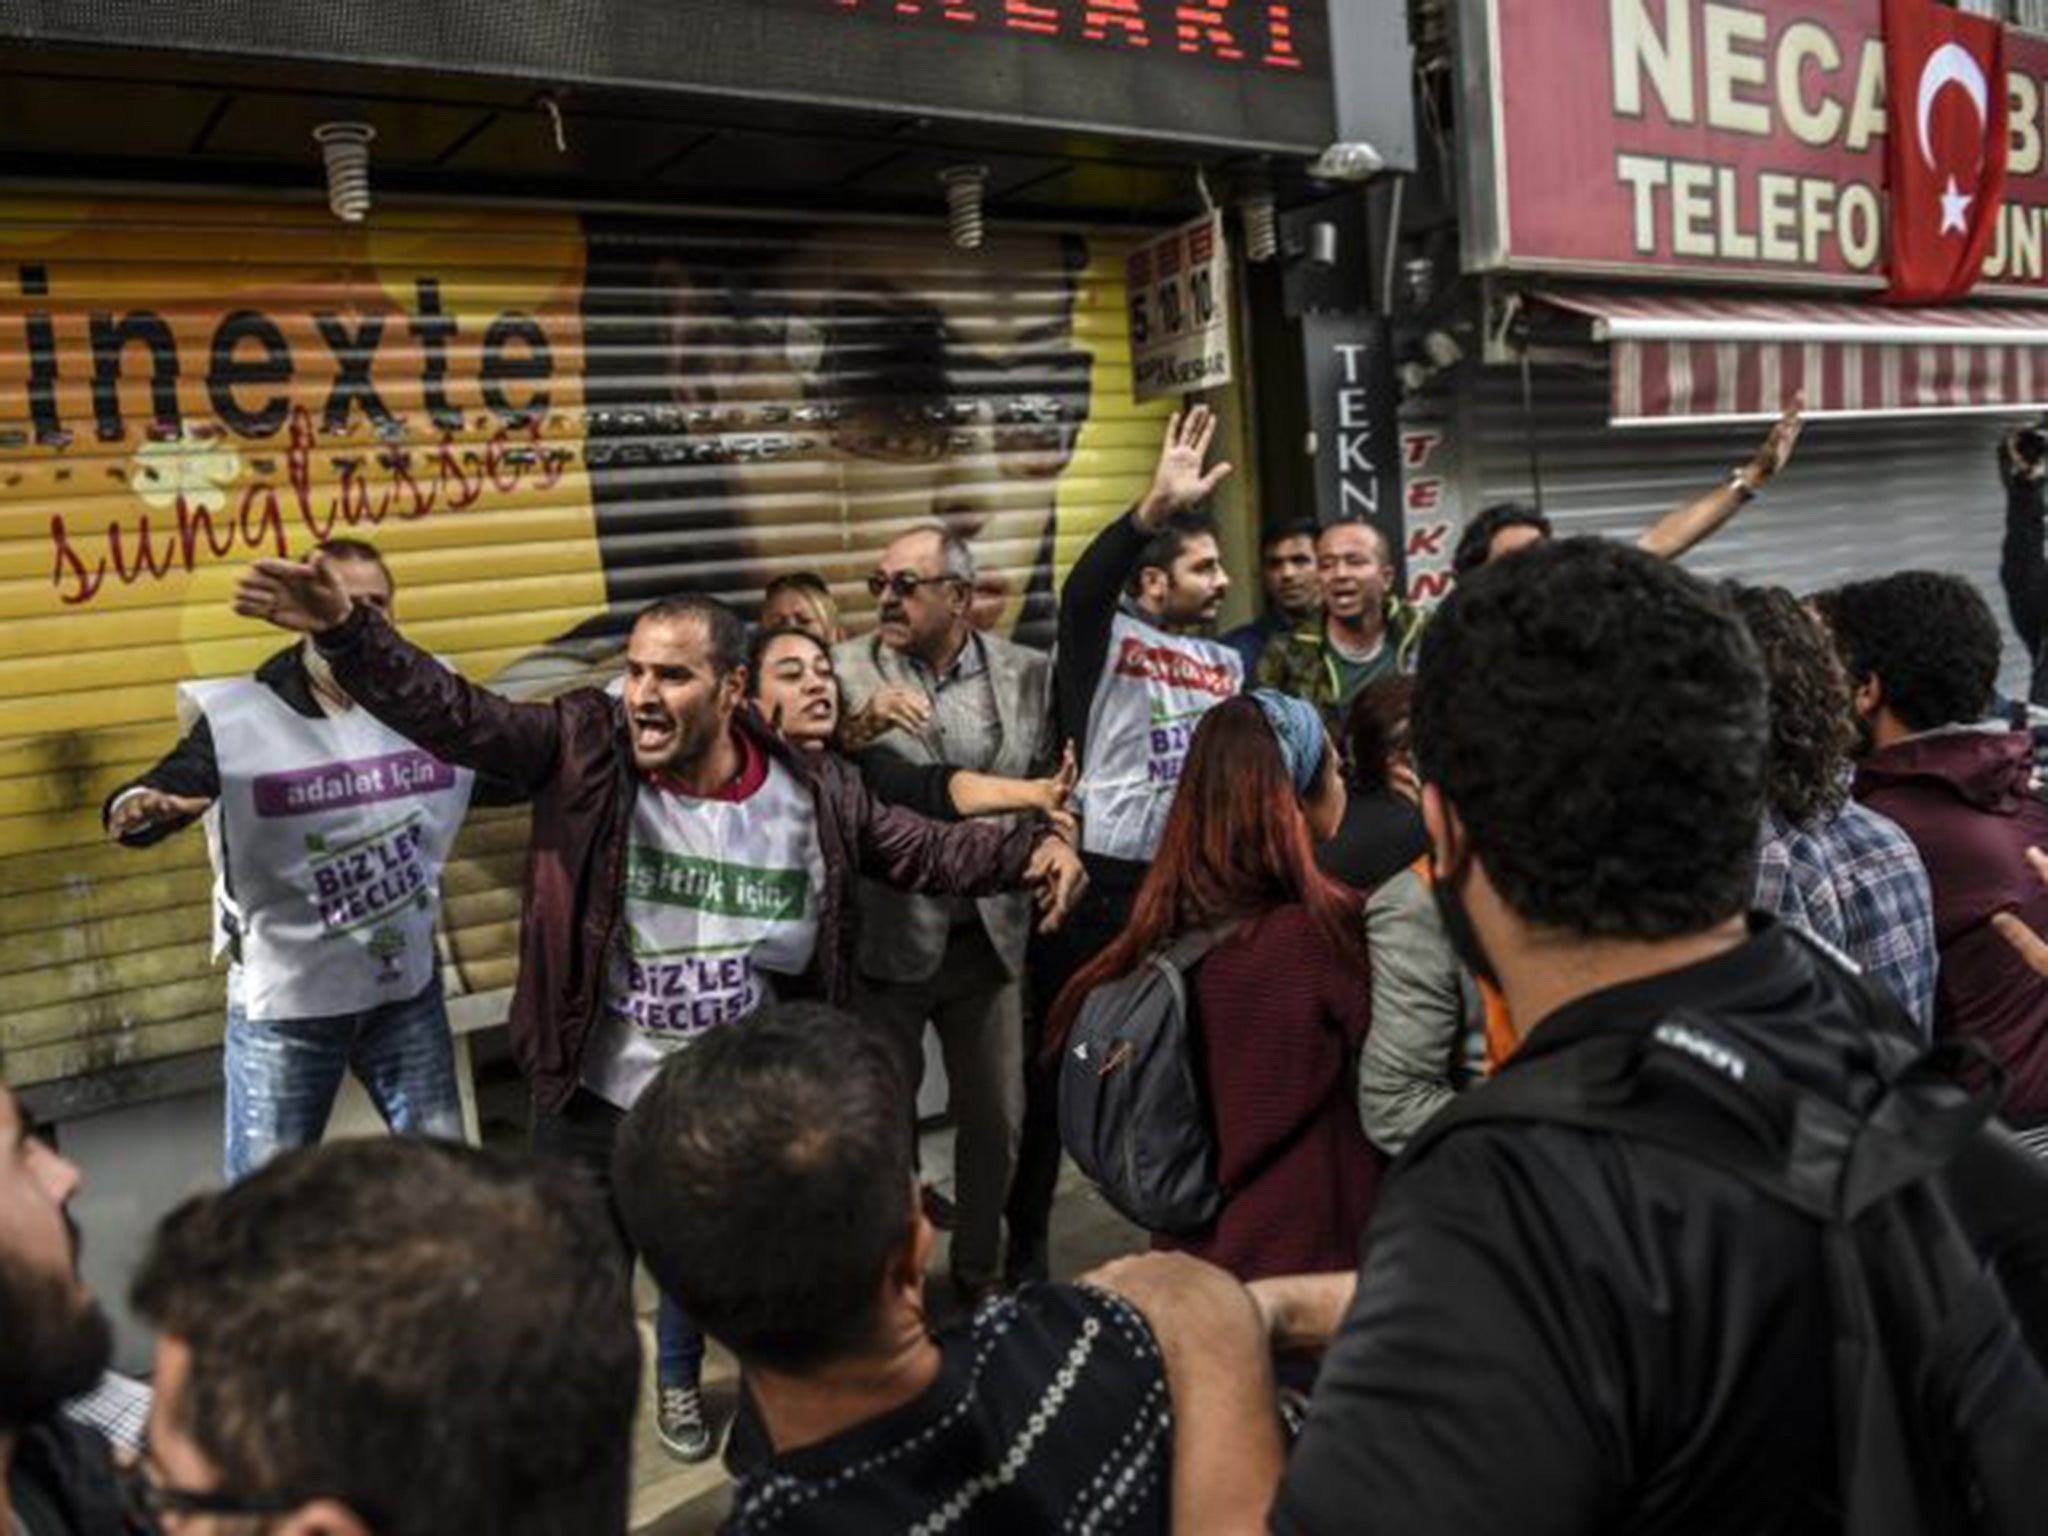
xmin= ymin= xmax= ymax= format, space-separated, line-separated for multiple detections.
xmin=1306 ymin=313 xmax=1405 ymax=590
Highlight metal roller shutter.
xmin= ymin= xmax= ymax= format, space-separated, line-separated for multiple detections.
xmin=1465 ymin=362 xmax=2034 ymax=698
xmin=0 ymin=194 xmax=1192 ymax=1087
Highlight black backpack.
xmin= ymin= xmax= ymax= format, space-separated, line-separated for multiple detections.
xmin=1405 ymin=997 xmax=2048 ymax=1536
xmin=1056 ymin=926 xmax=1233 ymax=1236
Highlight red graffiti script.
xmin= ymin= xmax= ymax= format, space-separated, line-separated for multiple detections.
xmin=47 ymin=408 xmax=571 ymax=607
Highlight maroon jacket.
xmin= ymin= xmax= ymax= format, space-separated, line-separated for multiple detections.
xmin=1155 ymin=905 xmax=1381 ymax=1280
xmin=1855 ymin=728 xmax=2048 ymax=1124
xmin=314 ymin=605 xmax=1045 ymax=1110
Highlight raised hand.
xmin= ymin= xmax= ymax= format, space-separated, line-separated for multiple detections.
xmin=1139 ymin=404 xmax=1234 ymax=529
xmin=232 ymin=550 xmax=354 ymax=634
xmin=1744 ymin=394 xmax=1805 ymax=489
xmin=1033 ymin=740 xmax=1079 ymax=814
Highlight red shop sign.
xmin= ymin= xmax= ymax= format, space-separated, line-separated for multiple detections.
xmin=1459 ymin=0 xmax=2048 ymax=297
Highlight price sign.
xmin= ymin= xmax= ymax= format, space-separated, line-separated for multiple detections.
xmin=1127 ymin=212 xmax=1234 ymax=403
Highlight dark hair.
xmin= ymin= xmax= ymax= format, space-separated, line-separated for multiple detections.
xmin=1412 ymin=538 xmax=1767 ymax=939
xmin=745 ymin=623 xmax=831 ymax=699
xmin=1817 ymin=571 xmax=2001 ymax=733
xmin=613 ymin=1004 xmax=912 ymax=1374
xmin=1261 ymin=518 xmax=1321 ymax=554
xmin=635 ymin=592 xmax=749 ymax=676
xmin=1730 ymin=584 xmax=1854 ymax=826
xmin=1051 ymin=696 xmax=1364 ymax=1046
xmin=1126 ymin=510 xmax=1219 ymax=597
xmin=131 ymin=1140 xmax=637 ymax=1536
xmin=1318 ymin=517 xmax=1390 ymax=564
xmin=315 ymin=537 xmax=392 ymax=589
xmin=1345 ymin=676 xmax=1416 ymax=795
xmin=1451 ymin=502 xmax=1552 ymax=578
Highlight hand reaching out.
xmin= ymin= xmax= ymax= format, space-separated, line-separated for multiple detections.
xmin=107 ymin=788 xmax=212 ymax=840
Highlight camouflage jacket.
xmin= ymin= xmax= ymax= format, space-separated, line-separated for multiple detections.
xmin=1252 ymin=599 xmax=1426 ymax=729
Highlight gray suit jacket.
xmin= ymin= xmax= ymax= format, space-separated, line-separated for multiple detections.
xmin=833 ymin=631 xmax=1054 ymax=983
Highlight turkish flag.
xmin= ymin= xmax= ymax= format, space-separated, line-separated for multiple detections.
xmin=1882 ymin=0 xmax=2009 ymax=303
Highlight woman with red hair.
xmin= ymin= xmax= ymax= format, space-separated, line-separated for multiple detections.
xmin=1051 ymin=691 xmax=1379 ymax=1280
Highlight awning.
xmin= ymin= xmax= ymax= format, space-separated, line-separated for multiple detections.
xmin=1537 ymin=289 xmax=2048 ymax=428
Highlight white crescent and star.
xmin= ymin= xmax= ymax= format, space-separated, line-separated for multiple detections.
xmin=1916 ymin=41 xmax=1991 ymax=235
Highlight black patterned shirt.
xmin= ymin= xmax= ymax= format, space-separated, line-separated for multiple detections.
xmin=727 ymin=1284 xmax=1172 ymax=1535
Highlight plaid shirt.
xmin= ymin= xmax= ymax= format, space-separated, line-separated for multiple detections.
xmin=1755 ymin=800 xmax=1939 ymax=1035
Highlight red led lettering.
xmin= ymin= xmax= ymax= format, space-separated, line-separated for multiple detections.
xmin=1005 ymin=0 xmax=1060 ymax=35
xmin=1175 ymin=2 xmax=1245 ymax=61
xmin=942 ymin=0 xmax=978 ymax=16
xmin=1083 ymin=0 xmax=1150 ymax=46
xmin=1262 ymin=3 xmax=1301 ymax=69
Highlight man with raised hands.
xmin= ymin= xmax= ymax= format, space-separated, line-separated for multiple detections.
xmin=229 ymin=557 xmax=1085 ymax=1459
xmin=1008 ymin=403 xmax=1241 ymax=1286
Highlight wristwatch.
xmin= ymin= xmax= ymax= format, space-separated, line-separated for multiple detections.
xmin=1729 ymin=466 xmax=1762 ymax=501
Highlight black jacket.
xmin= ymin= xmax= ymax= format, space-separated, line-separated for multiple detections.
xmin=1275 ymin=923 xmax=2048 ymax=1536
xmin=2001 ymin=476 xmax=2048 ymax=706
xmin=8 ymin=1417 xmax=128 ymax=1536
xmin=103 ymin=644 xmax=526 ymax=848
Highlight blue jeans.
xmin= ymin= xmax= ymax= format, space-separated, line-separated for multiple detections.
xmin=223 ymin=972 xmax=464 ymax=1182
xmin=657 ymin=1293 xmax=705 ymax=1391
xmin=529 ymin=1086 xmax=705 ymax=1392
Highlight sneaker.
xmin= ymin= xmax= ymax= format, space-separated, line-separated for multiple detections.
xmin=657 ymin=1384 xmax=715 ymax=1463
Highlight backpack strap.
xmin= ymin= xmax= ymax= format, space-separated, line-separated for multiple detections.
xmin=1151 ymin=919 xmax=1349 ymax=1207
xmin=1155 ymin=923 xmax=1240 ymax=974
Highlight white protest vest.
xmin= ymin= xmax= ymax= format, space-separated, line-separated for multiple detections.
xmin=581 ymin=757 xmax=826 ymax=1109
xmin=1076 ymin=610 xmax=1243 ymax=863
xmin=185 ymin=678 xmax=474 ymax=1021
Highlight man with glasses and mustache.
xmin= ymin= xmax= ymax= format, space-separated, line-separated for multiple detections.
xmin=0 ymin=1080 xmax=124 ymax=1536
xmin=833 ymin=524 xmax=1056 ymax=1305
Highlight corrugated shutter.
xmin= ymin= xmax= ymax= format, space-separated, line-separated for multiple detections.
xmin=0 ymin=195 xmax=1189 ymax=1087
xmin=1465 ymin=362 xmax=2033 ymax=699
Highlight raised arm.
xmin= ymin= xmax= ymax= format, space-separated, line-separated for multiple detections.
xmin=1083 ymin=1252 xmax=1286 ymax=1536
xmin=1056 ymin=407 xmax=1234 ymax=747
xmin=1636 ymin=399 xmax=1803 ymax=562
xmin=232 ymin=554 xmax=565 ymax=795
xmin=827 ymin=752 xmax=1086 ymax=930
xmin=946 ymin=742 xmax=1076 ymax=821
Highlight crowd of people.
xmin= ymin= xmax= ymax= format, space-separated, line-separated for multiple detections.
xmin=9 ymin=401 xmax=2048 ymax=1534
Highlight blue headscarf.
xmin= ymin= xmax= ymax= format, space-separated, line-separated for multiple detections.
xmin=1248 ymin=688 xmax=1327 ymax=799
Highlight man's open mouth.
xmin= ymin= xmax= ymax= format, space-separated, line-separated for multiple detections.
xmin=634 ymin=717 xmax=676 ymax=751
